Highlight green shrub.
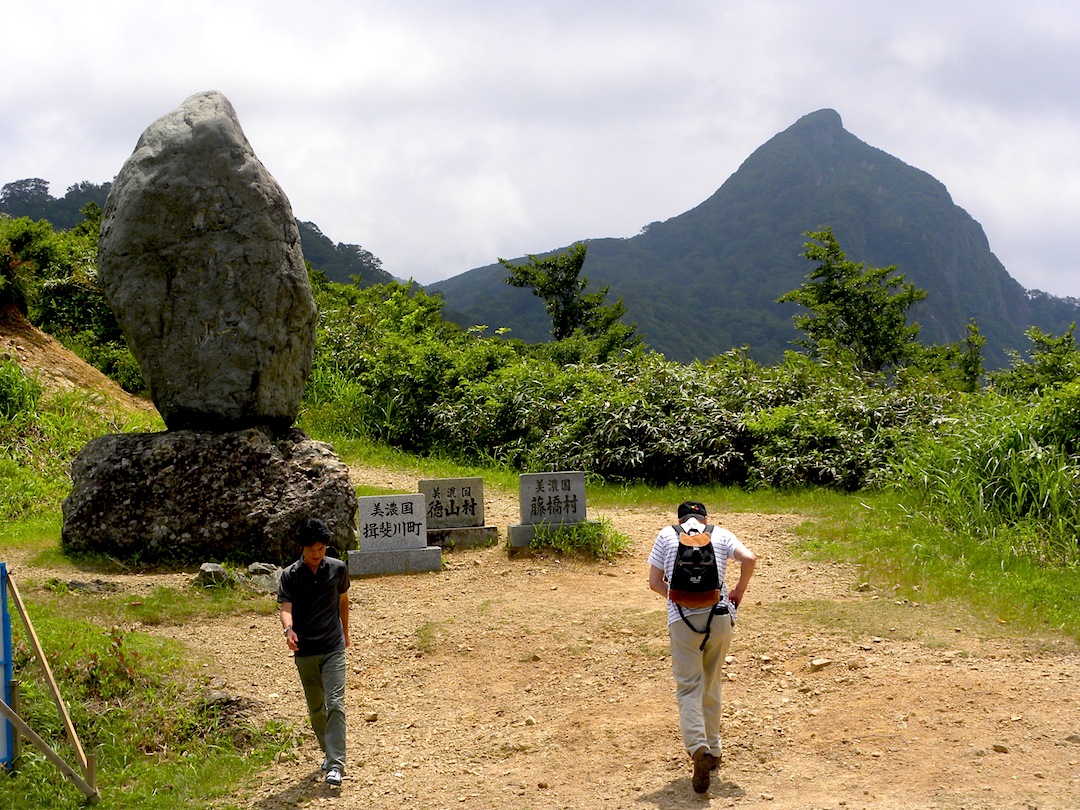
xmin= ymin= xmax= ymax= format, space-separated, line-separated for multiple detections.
xmin=988 ymin=324 xmax=1080 ymax=396
xmin=310 ymin=282 xmax=953 ymax=492
xmin=738 ymin=354 xmax=953 ymax=490
xmin=431 ymin=360 xmax=567 ymax=468
xmin=524 ymin=355 xmax=747 ymax=484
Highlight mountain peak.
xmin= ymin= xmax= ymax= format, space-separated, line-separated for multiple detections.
xmin=793 ymin=108 xmax=843 ymax=130
xmin=782 ymin=108 xmax=848 ymax=152
xmin=432 ymin=110 xmax=1079 ymax=368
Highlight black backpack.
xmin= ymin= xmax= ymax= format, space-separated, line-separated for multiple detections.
xmin=667 ymin=524 xmax=729 ymax=650
xmin=668 ymin=525 xmax=720 ymax=608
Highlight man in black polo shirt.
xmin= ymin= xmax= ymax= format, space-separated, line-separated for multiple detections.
xmin=278 ymin=518 xmax=351 ymax=787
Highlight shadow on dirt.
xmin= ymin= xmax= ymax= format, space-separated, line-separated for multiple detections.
xmin=253 ymin=769 xmax=340 ymax=808
xmin=636 ymin=776 xmax=747 ymax=808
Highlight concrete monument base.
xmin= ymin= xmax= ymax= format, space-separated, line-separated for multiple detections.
xmin=427 ymin=526 xmax=499 ymax=550
xmin=347 ymin=547 xmax=443 ymax=576
xmin=507 ymin=520 xmax=602 ymax=550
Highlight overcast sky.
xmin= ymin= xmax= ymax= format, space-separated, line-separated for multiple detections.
xmin=5 ymin=1 xmax=1079 ymax=295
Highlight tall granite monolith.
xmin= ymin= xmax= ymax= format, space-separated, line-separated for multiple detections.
xmin=98 ymin=90 xmax=316 ymax=432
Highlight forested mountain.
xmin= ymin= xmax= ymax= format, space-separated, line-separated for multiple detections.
xmin=0 ymin=179 xmax=394 ymax=288
xmin=0 ymin=178 xmax=109 ymax=229
xmin=8 ymin=108 xmax=1080 ymax=368
xmin=430 ymin=109 xmax=1080 ymax=368
xmin=293 ymin=220 xmax=394 ymax=286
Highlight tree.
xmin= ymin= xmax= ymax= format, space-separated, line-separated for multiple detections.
xmin=0 ymin=179 xmax=111 ymax=230
xmin=34 ymin=204 xmax=121 ymax=345
xmin=499 ymin=242 xmax=639 ymax=356
xmin=987 ymin=324 xmax=1080 ymax=396
xmin=777 ymin=227 xmax=927 ymax=373
xmin=0 ymin=215 xmax=58 ymax=313
xmin=907 ymin=319 xmax=985 ymax=392
xmin=0 ymin=178 xmax=53 ymax=222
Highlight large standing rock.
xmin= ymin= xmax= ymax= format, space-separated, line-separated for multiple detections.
xmin=61 ymin=428 xmax=357 ymax=565
xmin=97 ymin=90 xmax=316 ymax=431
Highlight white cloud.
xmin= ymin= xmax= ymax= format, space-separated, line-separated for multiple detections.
xmin=5 ymin=0 xmax=1080 ymax=294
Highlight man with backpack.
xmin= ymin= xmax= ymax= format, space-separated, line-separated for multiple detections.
xmin=648 ymin=500 xmax=757 ymax=794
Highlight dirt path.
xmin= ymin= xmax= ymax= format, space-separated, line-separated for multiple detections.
xmin=14 ymin=464 xmax=1077 ymax=810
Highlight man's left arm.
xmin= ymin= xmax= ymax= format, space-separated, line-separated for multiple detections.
xmin=280 ymin=601 xmax=299 ymax=651
xmin=727 ymin=543 xmax=757 ymax=607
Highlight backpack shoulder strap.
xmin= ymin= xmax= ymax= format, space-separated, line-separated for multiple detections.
xmin=676 ymin=602 xmax=724 ymax=651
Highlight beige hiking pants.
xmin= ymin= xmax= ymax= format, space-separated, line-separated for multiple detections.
xmin=668 ymin=610 xmax=733 ymax=758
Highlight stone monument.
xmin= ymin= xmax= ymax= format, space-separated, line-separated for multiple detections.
xmin=506 ymin=471 xmax=592 ymax=549
xmin=348 ymin=494 xmax=442 ymax=575
xmin=97 ymin=90 xmax=314 ymax=432
xmin=419 ymin=477 xmax=498 ymax=549
xmin=61 ymin=91 xmax=357 ymax=565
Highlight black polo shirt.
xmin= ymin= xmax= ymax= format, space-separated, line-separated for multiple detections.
xmin=277 ymin=556 xmax=350 ymax=656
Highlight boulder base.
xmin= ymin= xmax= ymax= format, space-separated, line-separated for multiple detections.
xmin=61 ymin=428 xmax=357 ymax=565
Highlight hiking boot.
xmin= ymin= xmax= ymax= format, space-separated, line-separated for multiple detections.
xmin=325 ymin=767 xmax=343 ymax=787
xmin=692 ymin=747 xmax=719 ymax=794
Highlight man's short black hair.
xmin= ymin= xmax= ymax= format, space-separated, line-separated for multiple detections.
xmin=296 ymin=517 xmax=332 ymax=547
xmin=677 ymin=501 xmax=708 ymax=521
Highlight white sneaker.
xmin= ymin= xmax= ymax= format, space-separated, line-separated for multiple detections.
xmin=325 ymin=768 xmax=343 ymax=787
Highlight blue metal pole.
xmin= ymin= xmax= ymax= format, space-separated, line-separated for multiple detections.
xmin=0 ymin=562 xmax=12 ymax=768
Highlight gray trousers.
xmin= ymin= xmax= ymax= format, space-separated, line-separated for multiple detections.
xmin=294 ymin=649 xmax=347 ymax=772
xmin=668 ymin=611 xmax=733 ymax=758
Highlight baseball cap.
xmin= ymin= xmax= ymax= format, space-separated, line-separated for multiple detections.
xmin=677 ymin=501 xmax=708 ymax=521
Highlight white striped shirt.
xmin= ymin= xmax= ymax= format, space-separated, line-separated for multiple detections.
xmin=648 ymin=517 xmax=747 ymax=625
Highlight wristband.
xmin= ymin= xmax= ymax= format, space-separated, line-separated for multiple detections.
xmin=283 ymin=626 xmax=293 ymax=636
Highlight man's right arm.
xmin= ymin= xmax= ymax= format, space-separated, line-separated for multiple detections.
xmin=280 ymin=601 xmax=299 ymax=651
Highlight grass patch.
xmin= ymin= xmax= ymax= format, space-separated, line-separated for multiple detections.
xmin=0 ymin=377 xmax=163 ymax=525
xmin=611 ymin=609 xmax=670 ymax=658
xmin=589 ymin=480 xmax=816 ymax=515
xmin=0 ymin=603 xmax=291 ymax=810
xmin=34 ymin=582 xmax=278 ymax=627
xmin=785 ymin=489 xmax=1080 ymax=640
xmin=0 ymin=512 xmax=61 ymax=555
xmin=414 ymin=618 xmax=452 ymax=654
xmin=527 ymin=517 xmax=631 ymax=560
xmin=563 ymin=642 xmax=593 ymax=658
xmin=607 ymin=607 xmax=666 ymax=637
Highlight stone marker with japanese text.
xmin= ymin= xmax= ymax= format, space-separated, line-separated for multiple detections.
xmin=347 ymin=493 xmax=442 ymax=575
xmin=508 ymin=471 xmax=593 ymax=548
xmin=419 ymin=477 xmax=498 ymax=549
